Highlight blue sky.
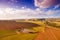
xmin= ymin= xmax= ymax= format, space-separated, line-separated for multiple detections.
xmin=0 ymin=0 xmax=60 ymax=20
xmin=0 ymin=0 xmax=36 ymax=9
xmin=0 ymin=0 xmax=60 ymax=9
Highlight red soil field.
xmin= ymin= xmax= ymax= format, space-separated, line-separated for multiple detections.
xmin=0 ymin=21 xmax=24 ymax=30
xmin=0 ymin=20 xmax=40 ymax=30
xmin=34 ymin=26 xmax=60 ymax=40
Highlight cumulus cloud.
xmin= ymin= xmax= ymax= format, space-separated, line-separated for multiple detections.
xmin=0 ymin=8 xmax=44 ymax=20
xmin=44 ymin=9 xmax=60 ymax=18
xmin=0 ymin=7 xmax=59 ymax=20
xmin=45 ymin=10 xmax=60 ymax=15
xmin=54 ymin=4 xmax=60 ymax=9
xmin=34 ymin=0 xmax=54 ymax=8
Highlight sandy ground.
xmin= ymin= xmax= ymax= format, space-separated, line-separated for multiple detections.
xmin=34 ymin=26 xmax=60 ymax=40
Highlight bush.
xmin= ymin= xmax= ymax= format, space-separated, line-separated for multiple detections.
xmin=45 ymin=21 xmax=60 ymax=28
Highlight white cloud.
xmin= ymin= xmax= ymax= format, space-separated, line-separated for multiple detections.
xmin=34 ymin=0 xmax=53 ymax=8
xmin=45 ymin=10 xmax=55 ymax=15
xmin=45 ymin=10 xmax=60 ymax=15
xmin=44 ymin=9 xmax=60 ymax=18
xmin=54 ymin=4 xmax=60 ymax=9
xmin=0 ymin=7 xmax=59 ymax=20
xmin=0 ymin=8 xmax=44 ymax=20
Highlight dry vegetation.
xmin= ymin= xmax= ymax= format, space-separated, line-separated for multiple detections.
xmin=45 ymin=18 xmax=60 ymax=28
xmin=0 ymin=19 xmax=45 ymax=40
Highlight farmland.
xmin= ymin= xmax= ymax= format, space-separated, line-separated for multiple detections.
xmin=0 ymin=19 xmax=45 ymax=40
xmin=0 ymin=18 xmax=60 ymax=40
xmin=45 ymin=18 xmax=60 ymax=28
xmin=34 ymin=18 xmax=60 ymax=40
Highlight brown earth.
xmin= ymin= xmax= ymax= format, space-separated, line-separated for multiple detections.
xmin=34 ymin=26 xmax=60 ymax=40
xmin=0 ymin=20 xmax=24 ymax=30
xmin=0 ymin=20 xmax=40 ymax=30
